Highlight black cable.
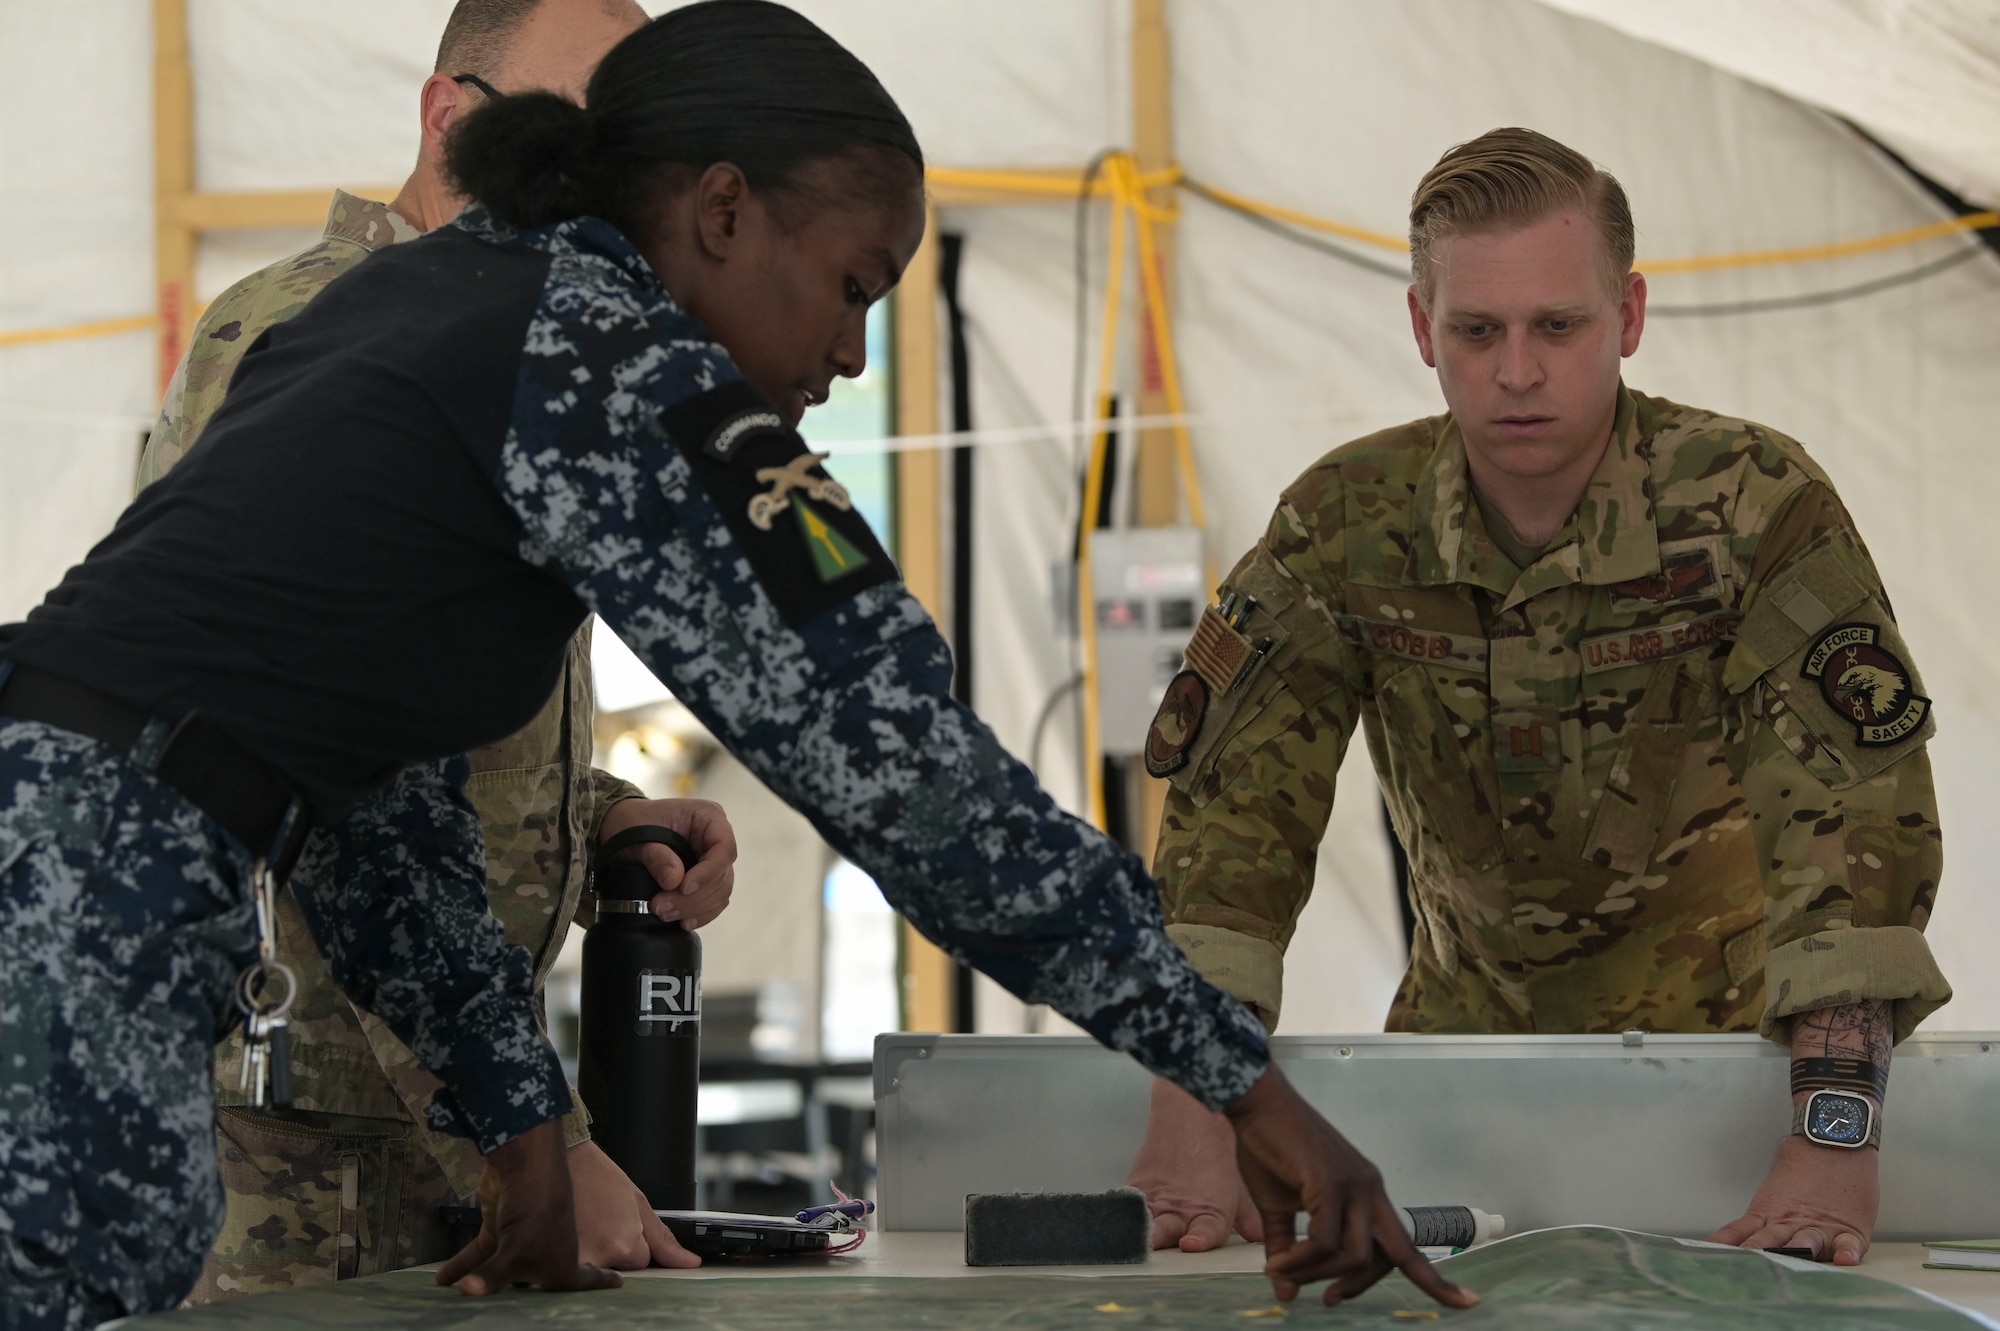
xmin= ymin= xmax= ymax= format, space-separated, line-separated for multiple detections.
xmin=1071 ymin=150 xmax=1115 ymax=560
xmin=1648 ymin=242 xmax=1990 ymax=317
xmin=1182 ymin=173 xmax=1998 ymax=316
xmin=1181 ymin=177 xmax=1411 ymax=280
xmin=938 ymin=233 xmax=975 ymax=708
xmin=937 ymin=232 xmax=978 ymax=1036
xmin=1066 ymin=152 xmax=1117 ymax=811
xmin=1028 ymin=674 xmax=1085 ymax=779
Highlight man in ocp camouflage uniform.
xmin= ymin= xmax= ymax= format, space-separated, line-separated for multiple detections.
xmin=1129 ymin=128 xmax=1948 ymax=1266
xmin=137 ymin=0 xmax=737 ymax=1298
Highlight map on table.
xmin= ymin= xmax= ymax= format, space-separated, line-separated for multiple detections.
xmin=126 ymin=1226 xmax=1995 ymax=1329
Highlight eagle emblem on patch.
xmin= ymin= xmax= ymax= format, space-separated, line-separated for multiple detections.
xmin=1144 ymin=671 xmax=1210 ymax=777
xmin=1801 ymin=623 xmax=1930 ymax=747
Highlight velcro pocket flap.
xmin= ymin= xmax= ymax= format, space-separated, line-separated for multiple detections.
xmin=1377 ymin=665 xmax=1505 ymax=872
xmin=1724 ymin=533 xmax=1870 ymax=695
xmin=1582 ymin=658 xmax=1712 ymax=875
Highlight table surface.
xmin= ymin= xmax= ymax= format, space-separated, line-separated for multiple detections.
xmin=628 ymin=1230 xmax=2000 ymax=1317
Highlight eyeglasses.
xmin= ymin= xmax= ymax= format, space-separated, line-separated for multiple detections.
xmin=452 ymin=73 xmax=504 ymax=100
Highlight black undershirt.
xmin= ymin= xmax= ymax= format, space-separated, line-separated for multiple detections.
xmin=0 ymin=229 xmax=586 ymax=815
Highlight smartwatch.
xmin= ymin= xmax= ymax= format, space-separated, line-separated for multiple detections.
xmin=1792 ymin=1089 xmax=1881 ymax=1149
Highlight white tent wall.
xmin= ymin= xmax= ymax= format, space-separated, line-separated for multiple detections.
xmin=1536 ymin=0 xmax=2000 ymax=210
xmin=1 ymin=0 xmax=1995 ymax=1035
xmin=0 ymin=0 xmax=156 ymax=623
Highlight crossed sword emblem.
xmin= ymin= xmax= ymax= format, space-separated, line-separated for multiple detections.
xmin=747 ymin=452 xmax=853 ymax=531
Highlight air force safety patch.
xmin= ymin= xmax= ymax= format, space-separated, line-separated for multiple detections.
xmin=1802 ymin=622 xmax=1930 ymax=747
xmin=1145 ymin=670 xmax=1210 ymax=777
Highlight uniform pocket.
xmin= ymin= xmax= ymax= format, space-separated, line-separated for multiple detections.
xmin=1582 ymin=658 xmax=1712 ymax=874
xmin=1377 ymin=666 xmax=1504 ymax=873
xmin=193 ymin=1108 xmax=408 ymax=1300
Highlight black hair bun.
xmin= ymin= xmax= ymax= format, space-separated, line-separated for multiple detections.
xmin=445 ymin=91 xmax=595 ymax=228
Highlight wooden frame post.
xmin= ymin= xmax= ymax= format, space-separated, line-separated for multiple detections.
xmin=153 ymin=0 xmax=195 ymax=394
xmin=890 ymin=207 xmax=956 ymax=1033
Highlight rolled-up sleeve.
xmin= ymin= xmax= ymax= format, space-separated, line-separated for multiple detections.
xmin=1723 ymin=482 xmax=1950 ymax=1043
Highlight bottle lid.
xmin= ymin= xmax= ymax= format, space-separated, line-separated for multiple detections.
xmin=593 ymin=825 xmax=698 ymax=902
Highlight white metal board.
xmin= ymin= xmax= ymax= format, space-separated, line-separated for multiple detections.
xmin=873 ymin=1032 xmax=2000 ymax=1239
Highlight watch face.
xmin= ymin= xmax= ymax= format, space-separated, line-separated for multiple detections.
xmin=1806 ymin=1091 xmax=1872 ymax=1147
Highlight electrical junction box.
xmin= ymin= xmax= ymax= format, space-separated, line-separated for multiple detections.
xmin=1088 ymin=527 xmax=1204 ymax=755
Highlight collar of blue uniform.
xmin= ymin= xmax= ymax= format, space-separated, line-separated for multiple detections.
xmin=1410 ymin=382 xmax=1659 ymax=607
xmin=450 ymin=204 xmax=676 ymax=298
xmin=321 ymin=189 xmax=420 ymax=253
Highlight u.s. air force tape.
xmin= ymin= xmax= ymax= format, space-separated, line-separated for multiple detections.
xmin=657 ymin=380 xmax=894 ymax=626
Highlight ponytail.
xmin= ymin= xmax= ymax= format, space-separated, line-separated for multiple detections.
xmin=446 ymin=91 xmax=596 ymax=228
xmin=444 ymin=0 xmax=923 ymax=233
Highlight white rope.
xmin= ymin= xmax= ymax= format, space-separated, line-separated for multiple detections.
xmin=812 ymin=405 xmax=1422 ymax=455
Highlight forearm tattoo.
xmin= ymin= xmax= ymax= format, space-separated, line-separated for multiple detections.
xmin=1790 ymin=999 xmax=1893 ymax=1102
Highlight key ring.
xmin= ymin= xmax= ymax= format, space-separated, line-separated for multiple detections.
xmin=234 ymin=958 xmax=297 ymax=1023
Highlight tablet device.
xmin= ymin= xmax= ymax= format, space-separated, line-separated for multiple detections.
xmin=656 ymin=1210 xmax=836 ymax=1258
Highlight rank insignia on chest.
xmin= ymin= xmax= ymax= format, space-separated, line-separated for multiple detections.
xmin=1610 ymin=549 xmax=1717 ymax=607
xmin=1801 ymin=622 xmax=1929 ymax=747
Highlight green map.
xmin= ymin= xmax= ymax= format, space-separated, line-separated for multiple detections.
xmin=126 ymin=1227 xmax=1992 ymax=1329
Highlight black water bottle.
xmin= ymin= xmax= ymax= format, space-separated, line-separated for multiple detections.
xmin=577 ymin=825 xmax=703 ymax=1209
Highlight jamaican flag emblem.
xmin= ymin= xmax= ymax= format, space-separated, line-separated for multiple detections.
xmin=793 ymin=499 xmax=871 ymax=582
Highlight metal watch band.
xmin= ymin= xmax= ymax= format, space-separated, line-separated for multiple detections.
xmin=1792 ymin=1091 xmax=1882 ymax=1149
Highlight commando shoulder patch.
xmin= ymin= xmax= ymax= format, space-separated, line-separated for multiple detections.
xmin=658 ymin=380 xmax=893 ymax=625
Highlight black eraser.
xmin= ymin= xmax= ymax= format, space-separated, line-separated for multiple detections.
xmin=963 ymin=1189 xmax=1151 ymax=1267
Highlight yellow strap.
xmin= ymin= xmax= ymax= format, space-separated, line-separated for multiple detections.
xmin=1186 ymin=179 xmax=1409 ymax=252
xmin=4 ymin=183 xmax=1988 ymax=355
xmin=1645 ymin=211 xmax=2000 ymax=273
xmin=0 ymin=314 xmax=158 ymax=349
xmin=1184 ymin=178 xmax=1998 ymax=272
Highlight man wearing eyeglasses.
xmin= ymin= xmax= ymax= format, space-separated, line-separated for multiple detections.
xmin=135 ymin=0 xmax=732 ymax=1300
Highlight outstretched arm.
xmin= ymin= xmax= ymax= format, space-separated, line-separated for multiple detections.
xmin=484 ymin=227 xmax=1471 ymax=1307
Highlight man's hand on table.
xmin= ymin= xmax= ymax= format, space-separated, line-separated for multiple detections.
xmin=1711 ymin=999 xmax=1890 ymax=1265
xmin=436 ymin=1119 xmax=623 ymax=1295
xmin=1709 ymin=1133 xmax=1879 ymax=1265
xmin=1225 ymin=1065 xmax=1479 ymax=1311
xmin=598 ymin=797 xmax=737 ymax=928
xmin=569 ymin=1138 xmax=702 ymax=1270
xmin=1129 ymin=1076 xmax=1264 ymax=1250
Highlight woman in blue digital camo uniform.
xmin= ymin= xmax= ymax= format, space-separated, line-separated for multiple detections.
xmin=0 ymin=4 xmax=1476 ymax=1325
